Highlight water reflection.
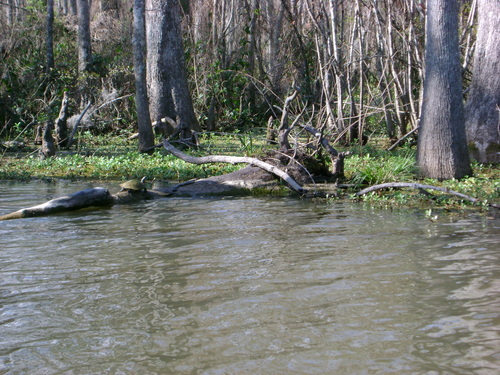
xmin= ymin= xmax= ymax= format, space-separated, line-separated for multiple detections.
xmin=0 ymin=182 xmax=499 ymax=374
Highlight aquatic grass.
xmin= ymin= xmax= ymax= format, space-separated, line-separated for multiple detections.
xmin=346 ymin=151 xmax=417 ymax=186
xmin=196 ymin=130 xmax=268 ymax=156
xmin=0 ymin=151 xmax=239 ymax=181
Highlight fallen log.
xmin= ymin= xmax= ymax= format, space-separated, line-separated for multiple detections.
xmin=356 ymin=182 xmax=499 ymax=209
xmin=162 ymin=140 xmax=306 ymax=194
xmin=0 ymin=187 xmax=114 ymax=221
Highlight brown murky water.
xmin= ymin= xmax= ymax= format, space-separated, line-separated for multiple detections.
xmin=1 ymin=181 xmax=499 ymax=374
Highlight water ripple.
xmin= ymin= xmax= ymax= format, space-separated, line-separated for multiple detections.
xmin=0 ymin=183 xmax=499 ymax=374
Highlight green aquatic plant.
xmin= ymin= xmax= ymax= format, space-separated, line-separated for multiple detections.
xmin=346 ymin=152 xmax=416 ymax=186
xmin=0 ymin=151 xmax=239 ymax=181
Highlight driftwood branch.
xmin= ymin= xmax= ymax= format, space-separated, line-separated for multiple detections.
xmin=162 ymin=140 xmax=306 ymax=193
xmin=356 ymin=182 xmax=499 ymax=209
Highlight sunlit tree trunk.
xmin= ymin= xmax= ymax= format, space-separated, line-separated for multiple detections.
xmin=417 ymin=0 xmax=472 ymax=179
xmin=133 ymin=0 xmax=154 ymax=153
xmin=146 ymin=0 xmax=173 ymax=130
xmin=46 ymin=0 xmax=54 ymax=75
xmin=465 ymin=0 xmax=500 ymax=164
xmin=76 ymin=0 xmax=92 ymax=74
xmin=146 ymin=0 xmax=199 ymax=139
xmin=265 ymin=0 xmax=285 ymax=96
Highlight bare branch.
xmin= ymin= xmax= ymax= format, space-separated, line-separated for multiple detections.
xmin=67 ymin=101 xmax=92 ymax=147
xmin=162 ymin=140 xmax=305 ymax=193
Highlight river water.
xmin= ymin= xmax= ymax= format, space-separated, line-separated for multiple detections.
xmin=0 ymin=181 xmax=499 ymax=374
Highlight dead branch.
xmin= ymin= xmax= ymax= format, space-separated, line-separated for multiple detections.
xmin=278 ymin=89 xmax=298 ymax=150
xmin=387 ymin=126 xmax=419 ymax=151
xmin=301 ymin=124 xmax=350 ymax=179
xmin=162 ymin=140 xmax=306 ymax=193
xmin=89 ymin=94 xmax=133 ymax=116
xmin=356 ymin=182 xmax=499 ymax=209
xmin=55 ymin=91 xmax=70 ymax=147
xmin=67 ymin=101 xmax=92 ymax=147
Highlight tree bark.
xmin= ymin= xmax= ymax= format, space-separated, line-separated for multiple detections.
xmin=416 ymin=0 xmax=472 ymax=179
xmin=146 ymin=0 xmax=174 ymax=131
xmin=76 ymin=0 xmax=92 ymax=74
xmin=146 ymin=0 xmax=199 ymax=139
xmin=46 ymin=0 xmax=54 ymax=74
xmin=301 ymin=125 xmax=348 ymax=180
xmin=133 ymin=0 xmax=155 ymax=153
xmin=464 ymin=0 xmax=500 ymax=164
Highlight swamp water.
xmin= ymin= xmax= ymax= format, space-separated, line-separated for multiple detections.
xmin=0 ymin=181 xmax=499 ymax=374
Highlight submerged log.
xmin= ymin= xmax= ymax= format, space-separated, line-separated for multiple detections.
xmin=0 ymin=187 xmax=115 ymax=221
xmin=0 ymin=180 xmax=213 ymax=221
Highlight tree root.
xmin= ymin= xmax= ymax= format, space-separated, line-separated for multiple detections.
xmin=356 ymin=182 xmax=499 ymax=209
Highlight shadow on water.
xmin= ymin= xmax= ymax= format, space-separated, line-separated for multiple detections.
xmin=0 ymin=181 xmax=499 ymax=374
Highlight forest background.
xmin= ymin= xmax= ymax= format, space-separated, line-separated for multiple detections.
xmin=0 ymin=0 xmax=498 ymax=209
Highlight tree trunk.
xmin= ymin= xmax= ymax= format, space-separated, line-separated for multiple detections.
xmin=69 ymin=0 xmax=77 ymax=16
xmin=464 ymin=0 xmax=500 ymax=164
xmin=146 ymin=0 xmax=199 ymax=139
xmin=46 ymin=0 xmax=54 ymax=74
xmin=133 ymin=0 xmax=155 ymax=153
xmin=76 ymin=0 xmax=92 ymax=74
xmin=145 ymin=0 xmax=174 ymax=131
xmin=416 ymin=0 xmax=472 ymax=179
